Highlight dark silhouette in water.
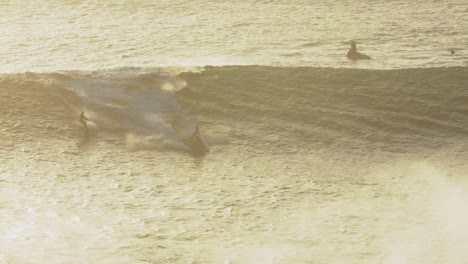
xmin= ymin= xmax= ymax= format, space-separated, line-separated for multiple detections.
xmin=79 ymin=111 xmax=90 ymax=136
xmin=346 ymin=41 xmax=371 ymax=60
xmin=183 ymin=126 xmax=208 ymax=156
xmin=451 ymin=48 xmax=455 ymax=55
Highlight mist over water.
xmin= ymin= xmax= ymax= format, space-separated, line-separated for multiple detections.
xmin=1 ymin=1 xmax=468 ymax=263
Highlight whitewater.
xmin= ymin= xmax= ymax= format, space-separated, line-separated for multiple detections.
xmin=1 ymin=1 xmax=468 ymax=264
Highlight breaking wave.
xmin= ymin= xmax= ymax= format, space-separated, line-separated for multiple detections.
xmin=1 ymin=66 xmax=467 ymax=155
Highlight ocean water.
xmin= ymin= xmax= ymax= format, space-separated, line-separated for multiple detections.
xmin=1 ymin=0 xmax=467 ymax=71
xmin=1 ymin=1 xmax=468 ymax=264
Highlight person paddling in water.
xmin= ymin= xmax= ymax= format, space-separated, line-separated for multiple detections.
xmin=79 ymin=111 xmax=90 ymax=134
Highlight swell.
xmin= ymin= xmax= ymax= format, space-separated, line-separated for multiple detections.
xmin=0 ymin=73 xmax=82 ymax=143
xmin=177 ymin=66 xmax=468 ymax=153
xmin=1 ymin=66 xmax=467 ymax=155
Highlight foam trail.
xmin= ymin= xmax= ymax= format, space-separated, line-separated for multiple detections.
xmin=65 ymin=68 xmax=197 ymax=149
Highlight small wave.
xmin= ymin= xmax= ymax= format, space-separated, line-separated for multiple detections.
xmin=297 ymin=42 xmax=321 ymax=48
xmin=282 ymin=52 xmax=303 ymax=57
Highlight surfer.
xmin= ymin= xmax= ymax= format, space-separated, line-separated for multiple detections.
xmin=346 ymin=41 xmax=371 ymax=60
xmin=79 ymin=111 xmax=90 ymax=133
xmin=451 ymin=48 xmax=455 ymax=55
xmin=183 ymin=125 xmax=208 ymax=156
xmin=185 ymin=126 xmax=200 ymax=145
xmin=192 ymin=126 xmax=200 ymax=140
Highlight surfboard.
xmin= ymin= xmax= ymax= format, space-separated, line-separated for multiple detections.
xmin=347 ymin=51 xmax=371 ymax=60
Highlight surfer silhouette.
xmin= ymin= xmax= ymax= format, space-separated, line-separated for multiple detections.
xmin=79 ymin=111 xmax=90 ymax=133
xmin=192 ymin=126 xmax=200 ymax=140
xmin=185 ymin=126 xmax=200 ymax=145
xmin=451 ymin=48 xmax=455 ymax=55
xmin=347 ymin=41 xmax=358 ymax=55
xmin=183 ymin=125 xmax=208 ymax=156
xmin=347 ymin=41 xmax=371 ymax=60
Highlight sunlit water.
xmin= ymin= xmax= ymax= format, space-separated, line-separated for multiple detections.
xmin=0 ymin=0 xmax=467 ymax=72
xmin=1 ymin=1 xmax=468 ymax=264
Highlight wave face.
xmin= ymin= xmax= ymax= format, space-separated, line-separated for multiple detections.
xmin=179 ymin=66 xmax=468 ymax=155
xmin=1 ymin=66 xmax=467 ymax=156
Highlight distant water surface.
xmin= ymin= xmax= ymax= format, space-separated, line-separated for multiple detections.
xmin=0 ymin=0 xmax=467 ymax=72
